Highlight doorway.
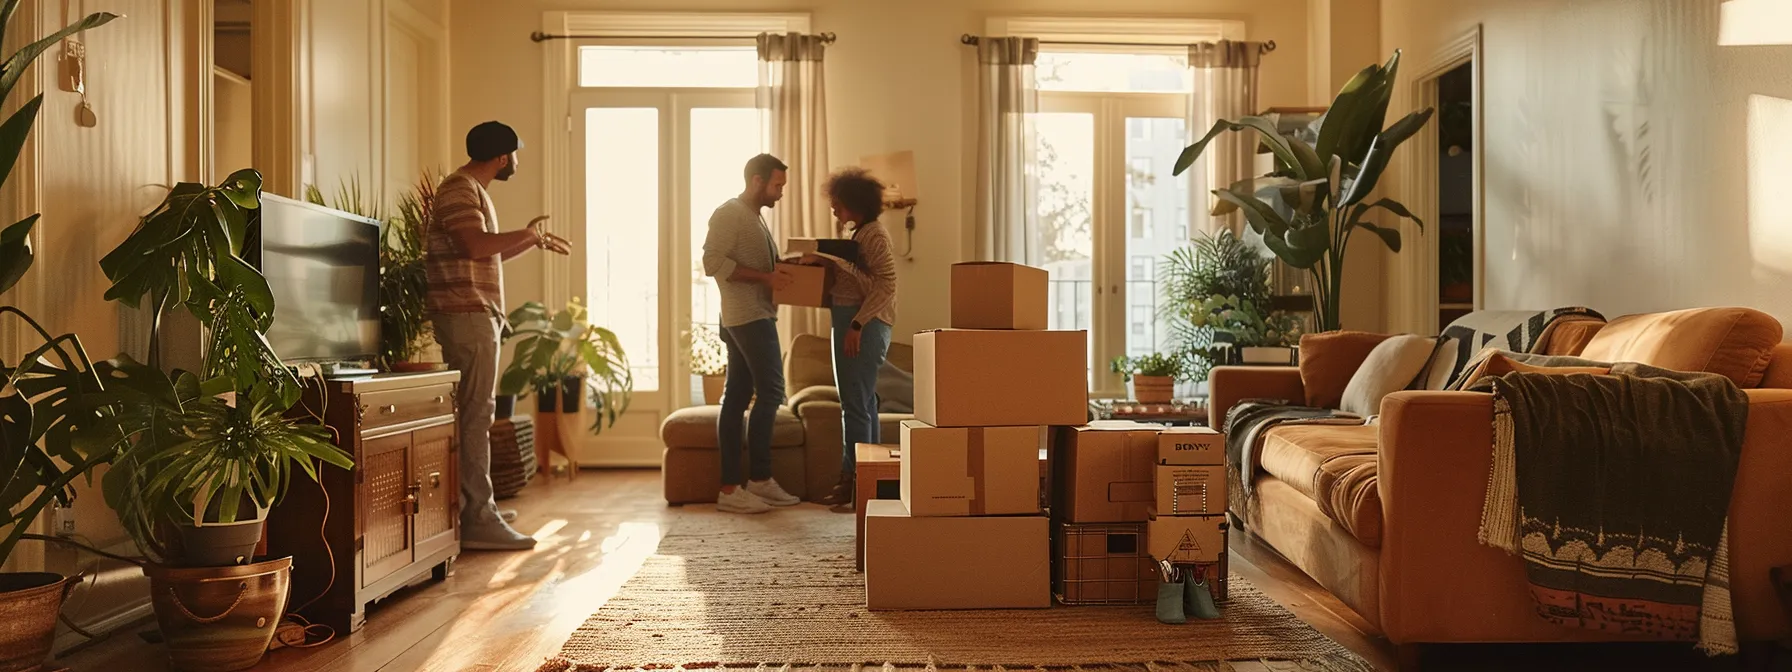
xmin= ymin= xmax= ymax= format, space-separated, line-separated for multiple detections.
xmin=1395 ymin=25 xmax=1483 ymax=336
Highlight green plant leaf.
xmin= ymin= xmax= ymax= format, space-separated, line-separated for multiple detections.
xmin=0 ymin=93 xmax=42 ymax=191
xmin=1176 ymin=117 xmax=1325 ymax=180
xmin=0 ymin=214 xmax=37 ymax=296
xmin=1314 ymin=62 xmax=1387 ymax=163
xmin=1340 ymin=108 xmax=1436 ymax=205
xmin=1356 ymin=222 xmax=1403 ymax=252
xmin=1212 ymin=185 xmax=1291 ymax=239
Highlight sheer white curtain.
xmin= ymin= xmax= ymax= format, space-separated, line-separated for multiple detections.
xmin=757 ymin=32 xmax=831 ymax=341
xmin=1188 ymin=40 xmax=1265 ymax=236
xmin=973 ymin=37 xmax=1041 ymax=264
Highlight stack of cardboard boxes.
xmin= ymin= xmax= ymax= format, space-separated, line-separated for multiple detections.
xmin=863 ymin=262 xmax=1087 ymax=610
xmin=1145 ymin=427 xmax=1230 ymax=603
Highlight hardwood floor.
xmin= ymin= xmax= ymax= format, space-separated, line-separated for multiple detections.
xmin=56 ymin=469 xmax=1785 ymax=672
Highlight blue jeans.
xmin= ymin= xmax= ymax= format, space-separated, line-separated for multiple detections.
xmin=718 ymin=319 xmax=784 ymax=487
xmin=831 ymin=306 xmax=892 ymax=477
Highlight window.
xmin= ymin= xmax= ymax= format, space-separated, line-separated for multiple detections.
xmin=578 ymin=47 xmax=758 ymax=88
xmin=1035 ymin=49 xmax=1201 ymax=394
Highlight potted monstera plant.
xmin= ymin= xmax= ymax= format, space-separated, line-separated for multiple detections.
xmin=1173 ymin=50 xmax=1433 ymax=332
xmin=499 ymin=299 xmax=634 ymax=434
xmin=94 ymin=169 xmax=354 ymax=671
xmin=0 ymin=6 xmax=120 ymax=671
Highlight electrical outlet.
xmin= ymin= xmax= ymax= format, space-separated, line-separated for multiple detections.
xmin=49 ymin=502 xmax=76 ymax=537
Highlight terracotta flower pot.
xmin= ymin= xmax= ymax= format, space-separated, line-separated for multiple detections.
xmin=0 ymin=572 xmax=79 ymax=672
xmin=1131 ymin=375 xmax=1174 ymax=404
xmin=701 ymin=374 xmax=725 ymax=405
xmin=145 ymin=557 xmax=292 ymax=672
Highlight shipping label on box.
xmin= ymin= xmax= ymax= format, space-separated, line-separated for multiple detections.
xmin=1158 ymin=426 xmax=1224 ymax=466
xmin=772 ymin=261 xmax=830 ymax=307
xmin=1057 ymin=422 xmax=1162 ymax=523
xmin=864 ymin=500 xmax=1050 ymax=610
xmin=1146 ymin=510 xmax=1227 ymax=564
xmin=1155 ymin=465 xmax=1226 ymax=516
xmin=899 ymin=421 xmax=1043 ymax=517
xmin=950 ymin=262 xmax=1049 ymax=330
xmin=913 ymin=329 xmax=1087 ymax=428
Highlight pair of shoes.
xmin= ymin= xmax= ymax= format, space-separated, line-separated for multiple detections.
xmin=499 ymin=509 xmax=517 ymax=523
xmin=717 ymin=478 xmax=802 ymax=513
xmin=462 ymin=520 xmax=537 ymax=551
xmin=1155 ymin=580 xmax=1187 ymax=624
xmin=816 ymin=476 xmax=854 ymax=508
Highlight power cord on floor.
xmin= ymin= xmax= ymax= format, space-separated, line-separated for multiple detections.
xmin=272 ymin=367 xmax=339 ymax=651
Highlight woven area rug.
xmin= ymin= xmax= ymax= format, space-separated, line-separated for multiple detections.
xmin=539 ymin=507 xmax=1370 ymax=672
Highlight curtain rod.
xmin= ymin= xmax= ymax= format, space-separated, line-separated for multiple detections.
xmin=530 ymin=31 xmax=836 ymax=44
xmin=958 ymin=34 xmax=1276 ymax=53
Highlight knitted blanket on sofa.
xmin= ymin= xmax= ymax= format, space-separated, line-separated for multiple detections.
xmin=1221 ymin=400 xmax=1365 ymax=528
xmin=1469 ymin=363 xmax=1746 ymax=654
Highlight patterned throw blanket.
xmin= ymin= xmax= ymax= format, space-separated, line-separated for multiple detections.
xmin=1435 ymin=307 xmax=1606 ymax=389
xmin=1222 ymin=400 xmax=1365 ymax=527
xmin=1469 ymin=364 xmax=1747 ymax=654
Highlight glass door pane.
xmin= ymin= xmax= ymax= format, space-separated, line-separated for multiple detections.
xmin=1036 ymin=111 xmax=1096 ymax=386
xmin=1123 ymin=117 xmax=1191 ymax=359
xmin=585 ymin=107 xmax=661 ymax=391
xmin=688 ymin=107 xmax=763 ymax=333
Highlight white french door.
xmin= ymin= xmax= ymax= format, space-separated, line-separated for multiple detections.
xmin=1038 ymin=92 xmax=1193 ymax=397
xmin=569 ymin=89 xmax=758 ymax=466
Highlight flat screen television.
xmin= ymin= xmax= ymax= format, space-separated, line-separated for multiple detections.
xmin=246 ymin=194 xmax=382 ymax=364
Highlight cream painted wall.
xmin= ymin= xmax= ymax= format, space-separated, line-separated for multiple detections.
xmin=1382 ymin=0 xmax=1792 ymax=329
xmin=1305 ymin=0 xmax=1387 ymax=332
xmin=450 ymin=0 xmax=1314 ymax=342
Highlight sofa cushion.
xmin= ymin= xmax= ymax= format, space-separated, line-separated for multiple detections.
xmin=1581 ymin=307 xmax=1783 ymax=388
xmin=1258 ymin=424 xmax=1383 ymax=548
xmin=1339 ymin=335 xmax=1438 ymax=417
xmin=659 ymin=404 xmax=806 ymax=449
xmin=1538 ymin=319 xmax=1606 ymax=356
xmin=1300 ymin=331 xmax=1394 ymax=409
xmin=1456 ymin=351 xmax=1611 ymax=389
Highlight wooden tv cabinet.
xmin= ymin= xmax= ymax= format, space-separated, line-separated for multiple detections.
xmin=268 ymin=371 xmax=462 ymax=634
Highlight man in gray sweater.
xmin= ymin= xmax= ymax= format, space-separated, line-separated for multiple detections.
xmin=701 ymin=154 xmax=802 ymax=514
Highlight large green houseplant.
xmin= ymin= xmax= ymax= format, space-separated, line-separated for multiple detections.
xmin=1173 ymin=50 xmax=1433 ymax=332
xmin=1159 ymin=231 xmax=1303 ymax=381
xmin=0 ymin=5 xmax=121 ymax=670
xmin=499 ymin=299 xmax=633 ymax=434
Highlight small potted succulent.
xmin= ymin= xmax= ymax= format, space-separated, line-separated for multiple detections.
xmin=686 ymin=324 xmax=727 ymax=405
xmin=1111 ymin=352 xmax=1189 ymax=405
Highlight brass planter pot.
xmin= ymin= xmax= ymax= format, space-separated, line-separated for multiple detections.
xmin=0 ymin=573 xmax=78 ymax=672
xmin=145 ymin=557 xmax=291 ymax=672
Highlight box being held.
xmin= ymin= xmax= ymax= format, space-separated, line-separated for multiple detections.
xmin=1154 ymin=464 xmax=1226 ymax=516
xmin=864 ymin=500 xmax=1050 ymax=610
xmin=772 ymin=260 xmax=830 ymax=308
xmin=899 ymin=421 xmax=1043 ymax=517
xmin=1158 ymin=426 xmax=1224 ymax=466
xmin=1055 ymin=422 xmax=1161 ymax=523
xmin=951 ymin=262 xmax=1048 ymax=330
xmin=913 ymin=329 xmax=1087 ymax=428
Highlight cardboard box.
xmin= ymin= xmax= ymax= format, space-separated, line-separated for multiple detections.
xmin=1158 ymin=426 xmax=1224 ymax=466
xmin=913 ymin=329 xmax=1088 ymax=428
xmin=864 ymin=499 xmax=1050 ymax=610
xmin=1146 ymin=509 xmax=1227 ymax=564
xmin=951 ymin=262 xmax=1048 ymax=330
xmin=772 ymin=261 xmax=830 ymax=307
xmin=1155 ymin=464 xmax=1226 ymax=516
xmin=899 ymin=421 xmax=1042 ymax=517
xmin=786 ymin=237 xmax=860 ymax=263
xmin=1056 ymin=422 xmax=1162 ymax=523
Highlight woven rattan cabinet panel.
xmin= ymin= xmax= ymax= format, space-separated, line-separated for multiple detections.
xmin=268 ymin=371 xmax=462 ymax=634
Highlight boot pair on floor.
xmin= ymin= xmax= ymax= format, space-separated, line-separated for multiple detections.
xmin=1156 ymin=573 xmax=1221 ymax=624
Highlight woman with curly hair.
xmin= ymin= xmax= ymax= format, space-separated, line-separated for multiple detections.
xmin=804 ymin=167 xmax=898 ymax=510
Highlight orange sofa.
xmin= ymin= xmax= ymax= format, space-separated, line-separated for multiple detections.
xmin=1208 ymin=307 xmax=1792 ymax=649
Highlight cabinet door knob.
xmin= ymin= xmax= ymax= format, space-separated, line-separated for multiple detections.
xmin=381 ymin=404 xmax=397 ymax=414
xmin=433 ymin=395 xmax=445 ymax=404
xmin=428 ymin=471 xmax=442 ymax=488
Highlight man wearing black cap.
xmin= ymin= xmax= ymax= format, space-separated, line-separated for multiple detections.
xmin=426 ymin=121 xmax=569 ymax=550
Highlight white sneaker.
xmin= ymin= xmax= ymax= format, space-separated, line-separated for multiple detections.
xmin=745 ymin=478 xmax=801 ymax=507
xmin=717 ymin=487 xmax=771 ymax=514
